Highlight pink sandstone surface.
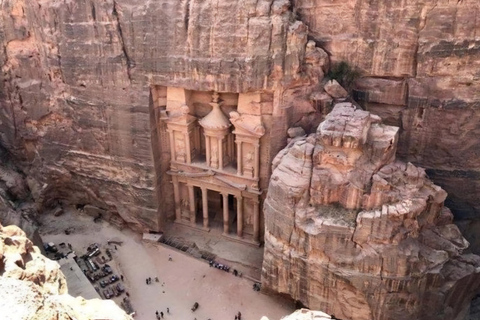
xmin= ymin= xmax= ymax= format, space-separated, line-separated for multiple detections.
xmin=262 ymin=103 xmax=480 ymax=320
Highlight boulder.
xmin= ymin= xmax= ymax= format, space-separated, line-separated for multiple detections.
xmin=324 ymin=80 xmax=348 ymax=99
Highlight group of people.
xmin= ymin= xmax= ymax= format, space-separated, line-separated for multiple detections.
xmin=155 ymin=308 xmax=169 ymax=319
xmin=209 ymin=260 xmax=230 ymax=272
xmin=234 ymin=311 xmax=242 ymax=320
xmin=145 ymin=276 xmax=160 ymax=285
xmin=209 ymin=260 xmax=243 ymax=278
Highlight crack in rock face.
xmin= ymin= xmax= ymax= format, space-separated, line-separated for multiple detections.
xmin=262 ymin=102 xmax=480 ymax=320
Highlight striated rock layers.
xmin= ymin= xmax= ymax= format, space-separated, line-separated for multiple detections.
xmin=293 ymin=0 xmax=480 ymax=231
xmin=0 ymin=0 xmax=326 ymax=231
xmin=0 ymin=222 xmax=131 ymax=320
xmin=262 ymin=103 xmax=480 ymax=320
xmin=0 ymin=0 xmax=478 ymax=245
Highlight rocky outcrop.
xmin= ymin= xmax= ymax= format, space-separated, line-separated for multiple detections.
xmin=292 ymin=0 xmax=480 ymax=235
xmin=0 ymin=222 xmax=131 ymax=320
xmin=262 ymin=103 xmax=480 ymax=320
xmin=0 ymin=146 xmax=43 ymax=249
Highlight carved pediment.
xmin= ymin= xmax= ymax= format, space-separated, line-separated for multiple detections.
xmin=167 ymin=104 xmax=197 ymax=125
xmin=229 ymin=111 xmax=265 ymax=137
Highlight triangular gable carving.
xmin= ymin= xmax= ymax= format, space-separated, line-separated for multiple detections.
xmin=167 ymin=104 xmax=197 ymax=125
xmin=229 ymin=111 xmax=265 ymax=137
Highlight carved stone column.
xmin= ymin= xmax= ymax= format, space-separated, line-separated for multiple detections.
xmin=202 ymin=187 xmax=209 ymax=229
xmin=173 ymin=177 xmax=181 ymax=222
xmin=222 ymin=193 xmax=229 ymax=235
xmin=206 ymin=137 xmax=211 ymax=167
xmin=168 ymin=131 xmax=175 ymax=163
xmin=236 ymin=140 xmax=242 ymax=175
xmin=185 ymin=132 xmax=192 ymax=163
xmin=237 ymin=196 xmax=243 ymax=237
xmin=188 ymin=185 xmax=196 ymax=225
xmin=253 ymin=198 xmax=260 ymax=243
xmin=218 ymin=137 xmax=224 ymax=169
xmin=254 ymin=143 xmax=260 ymax=180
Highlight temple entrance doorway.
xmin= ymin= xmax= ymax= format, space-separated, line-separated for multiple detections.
xmin=194 ymin=186 xmax=203 ymax=225
xmin=208 ymin=190 xmax=223 ymax=230
xmin=226 ymin=194 xmax=237 ymax=236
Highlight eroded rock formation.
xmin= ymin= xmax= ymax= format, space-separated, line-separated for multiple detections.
xmin=293 ymin=0 xmax=480 ymax=236
xmin=0 ymin=222 xmax=131 ymax=320
xmin=262 ymin=103 xmax=480 ymax=320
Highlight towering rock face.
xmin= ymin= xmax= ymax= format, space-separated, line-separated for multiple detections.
xmin=0 ymin=0 xmax=478 ymax=244
xmin=0 ymin=223 xmax=131 ymax=320
xmin=262 ymin=103 xmax=480 ymax=320
xmin=292 ymin=0 xmax=480 ymax=238
xmin=0 ymin=0 xmax=324 ymax=230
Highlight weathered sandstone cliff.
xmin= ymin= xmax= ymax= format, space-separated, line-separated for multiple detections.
xmin=0 ymin=0 xmax=326 ymax=231
xmin=0 ymin=0 xmax=478 ymax=245
xmin=292 ymin=0 xmax=480 ymax=238
xmin=0 ymin=222 xmax=131 ymax=320
xmin=262 ymin=103 xmax=480 ymax=320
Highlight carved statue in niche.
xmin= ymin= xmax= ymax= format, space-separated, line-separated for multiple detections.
xmin=244 ymin=150 xmax=255 ymax=178
xmin=181 ymin=198 xmax=189 ymax=209
xmin=176 ymin=137 xmax=186 ymax=162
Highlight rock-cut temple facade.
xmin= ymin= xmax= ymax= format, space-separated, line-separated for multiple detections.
xmin=155 ymin=88 xmax=271 ymax=245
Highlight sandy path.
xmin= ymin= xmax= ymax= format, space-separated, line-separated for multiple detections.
xmin=40 ymin=211 xmax=294 ymax=320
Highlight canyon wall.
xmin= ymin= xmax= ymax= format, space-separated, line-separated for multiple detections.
xmin=262 ymin=103 xmax=480 ymax=320
xmin=292 ymin=0 xmax=480 ymax=247
xmin=0 ymin=0 xmax=324 ymax=231
xmin=0 ymin=0 xmax=478 ymax=243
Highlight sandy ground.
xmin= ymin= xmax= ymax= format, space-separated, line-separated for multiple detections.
xmin=39 ymin=209 xmax=295 ymax=320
